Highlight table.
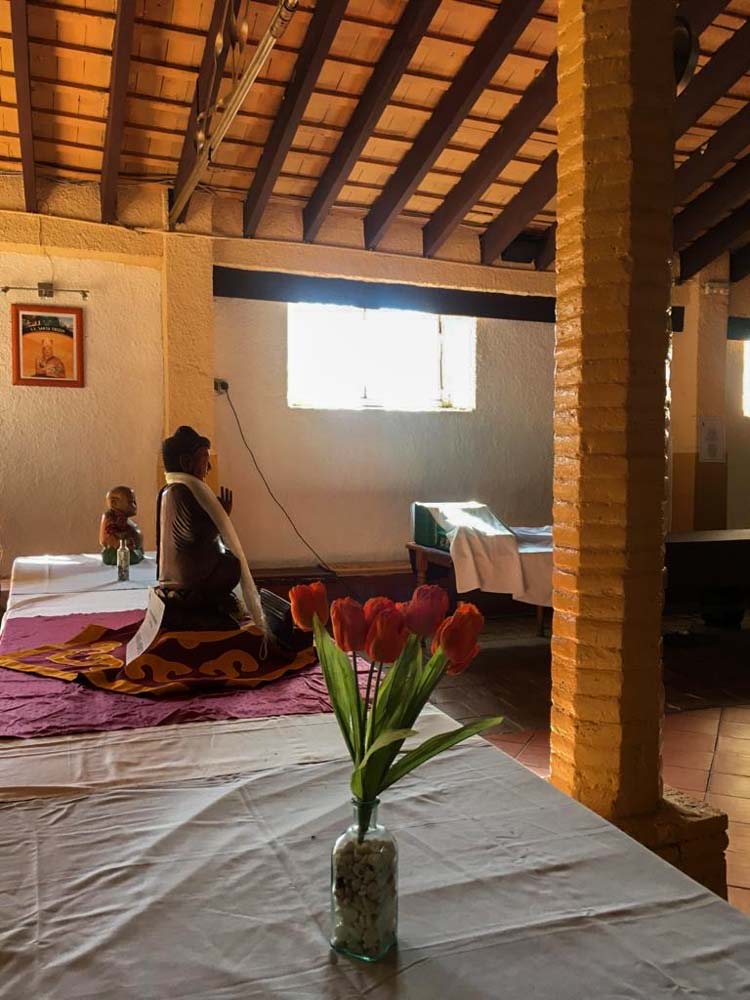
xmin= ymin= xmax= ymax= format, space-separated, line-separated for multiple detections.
xmin=2 ymin=552 xmax=156 ymax=625
xmin=1 ymin=555 xmax=750 ymax=997
xmin=1 ymin=712 xmax=749 ymax=999
xmin=665 ymin=529 xmax=750 ymax=623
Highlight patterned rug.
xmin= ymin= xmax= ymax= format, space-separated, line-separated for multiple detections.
xmin=0 ymin=611 xmax=336 ymax=739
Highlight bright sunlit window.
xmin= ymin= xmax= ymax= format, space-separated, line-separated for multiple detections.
xmin=744 ymin=341 xmax=750 ymax=417
xmin=287 ymin=303 xmax=476 ymax=411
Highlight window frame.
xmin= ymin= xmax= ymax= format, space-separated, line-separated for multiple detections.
xmin=286 ymin=302 xmax=476 ymax=414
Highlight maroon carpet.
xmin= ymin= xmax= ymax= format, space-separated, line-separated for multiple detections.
xmin=0 ymin=611 xmax=333 ymax=739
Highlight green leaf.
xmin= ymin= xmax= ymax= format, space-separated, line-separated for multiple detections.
xmin=374 ymin=635 xmax=422 ymax=731
xmin=358 ymin=728 xmax=417 ymax=771
xmin=379 ymin=716 xmax=504 ymax=792
xmin=314 ymin=616 xmax=363 ymax=764
xmin=350 ymin=727 xmax=417 ymax=800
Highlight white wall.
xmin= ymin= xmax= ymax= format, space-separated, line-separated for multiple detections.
xmin=0 ymin=253 xmax=163 ymax=574
xmin=214 ymin=298 xmax=554 ymax=567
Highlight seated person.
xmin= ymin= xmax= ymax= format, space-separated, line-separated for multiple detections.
xmin=157 ymin=425 xmax=265 ymax=632
xmin=100 ymin=486 xmax=145 ymax=565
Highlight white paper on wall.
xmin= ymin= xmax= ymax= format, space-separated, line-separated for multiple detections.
xmin=698 ymin=416 xmax=726 ymax=463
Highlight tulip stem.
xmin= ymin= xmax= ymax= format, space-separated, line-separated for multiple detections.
xmin=362 ymin=659 xmax=376 ymax=757
xmin=365 ymin=661 xmax=385 ymax=753
xmin=354 ymin=652 xmax=366 ymax=762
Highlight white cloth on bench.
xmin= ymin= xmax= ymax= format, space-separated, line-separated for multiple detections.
xmin=419 ymin=502 xmax=553 ymax=606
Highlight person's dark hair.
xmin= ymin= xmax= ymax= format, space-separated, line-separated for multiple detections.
xmin=162 ymin=425 xmax=211 ymax=472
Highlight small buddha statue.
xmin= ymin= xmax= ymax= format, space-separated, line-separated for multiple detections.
xmin=156 ymin=426 xmax=252 ymax=630
xmin=100 ymin=486 xmax=145 ymax=565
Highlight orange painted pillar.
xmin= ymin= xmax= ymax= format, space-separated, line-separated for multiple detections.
xmin=550 ymin=0 xmax=674 ymax=819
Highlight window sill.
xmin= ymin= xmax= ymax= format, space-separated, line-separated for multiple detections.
xmin=287 ymin=403 xmax=476 ymax=414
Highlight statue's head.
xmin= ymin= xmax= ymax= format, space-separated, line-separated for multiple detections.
xmin=163 ymin=425 xmax=211 ymax=481
xmin=41 ymin=339 xmax=54 ymax=360
xmin=107 ymin=486 xmax=137 ymax=517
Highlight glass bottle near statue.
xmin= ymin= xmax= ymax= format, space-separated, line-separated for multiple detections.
xmin=99 ymin=486 xmax=144 ymax=566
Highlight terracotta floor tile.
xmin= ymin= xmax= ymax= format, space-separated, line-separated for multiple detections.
xmin=707 ymin=793 xmax=750 ymax=824
xmin=528 ymin=730 xmax=551 ymax=747
xmin=664 ymin=710 xmax=721 ymax=735
xmin=718 ymin=722 xmax=750 ymax=742
xmin=492 ymin=729 xmax=535 ymax=745
xmin=727 ymin=823 xmax=750 ymax=853
xmin=661 ymin=747 xmax=715 ymax=770
xmin=722 ymin=707 xmax=750 ymax=725
xmin=728 ymin=886 xmax=750 ymax=915
xmin=517 ymin=747 xmax=551 ymax=768
xmin=662 ymin=730 xmax=717 ymax=753
xmin=726 ymin=855 xmax=750 ymax=889
xmin=716 ymin=735 xmax=750 ymax=755
xmin=662 ymin=765 xmax=709 ymax=794
xmin=486 ymin=737 xmax=526 ymax=758
xmin=711 ymin=751 xmax=750 ymax=777
xmin=710 ymin=772 xmax=750 ymax=798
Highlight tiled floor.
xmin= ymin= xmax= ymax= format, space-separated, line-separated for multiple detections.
xmin=483 ymin=706 xmax=750 ymax=915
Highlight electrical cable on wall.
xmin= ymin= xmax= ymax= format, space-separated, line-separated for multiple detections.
xmin=221 ymin=385 xmax=361 ymax=599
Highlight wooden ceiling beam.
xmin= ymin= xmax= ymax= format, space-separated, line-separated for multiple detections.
xmin=480 ymin=151 xmax=557 ymax=265
xmin=675 ymin=17 xmax=750 ymax=137
xmin=534 ymin=223 xmax=556 ymax=272
xmin=362 ymin=0 xmax=544 ymax=250
xmin=423 ymin=53 xmax=557 ymax=258
xmin=9 ymin=0 xmax=36 ymax=212
xmin=679 ymin=197 xmax=750 ymax=281
xmin=303 ymin=0 xmax=441 ymax=243
xmin=730 ymin=243 xmax=750 ymax=283
xmin=675 ymin=103 xmax=750 ymax=205
xmin=172 ymin=0 xmax=240 ymax=224
xmin=674 ymin=154 xmax=750 ymax=249
xmin=676 ymin=0 xmax=732 ymax=36
xmin=243 ymin=0 xmax=348 ymax=238
xmin=101 ymin=0 xmax=136 ymax=223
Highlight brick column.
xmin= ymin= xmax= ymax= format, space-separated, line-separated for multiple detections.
xmin=550 ymin=0 xmax=674 ymax=819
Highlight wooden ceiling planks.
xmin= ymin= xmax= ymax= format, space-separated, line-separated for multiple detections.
xmin=9 ymin=0 xmax=37 ymax=211
xmin=101 ymin=0 xmax=136 ymax=222
xmin=1 ymin=0 xmax=749 ymax=281
xmin=242 ymin=0 xmax=349 ymax=237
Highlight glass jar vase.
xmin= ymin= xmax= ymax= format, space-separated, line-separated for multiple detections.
xmin=330 ymin=799 xmax=397 ymax=962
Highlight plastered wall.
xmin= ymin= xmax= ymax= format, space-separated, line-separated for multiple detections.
xmin=0 ymin=252 xmax=163 ymax=573
xmin=214 ymin=297 xmax=554 ymax=567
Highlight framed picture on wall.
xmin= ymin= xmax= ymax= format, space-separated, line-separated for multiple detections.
xmin=11 ymin=304 xmax=85 ymax=388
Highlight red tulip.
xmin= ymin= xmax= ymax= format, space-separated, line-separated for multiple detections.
xmin=432 ymin=603 xmax=484 ymax=674
xmin=363 ymin=596 xmax=396 ymax=628
xmin=403 ymin=584 xmax=450 ymax=637
xmin=330 ymin=597 xmax=368 ymax=652
xmin=289 ymin=581 xmax=329 ymax=632
xmin=365 ymin=606 xmax=408 ymax=663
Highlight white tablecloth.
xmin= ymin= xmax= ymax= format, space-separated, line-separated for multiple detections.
xmin=9 ymin=552 xmax=158 ymax=594
xmin=2 ymin=553 xmax=156 ymax=624
xmin=0 ymin=717 xmax=748 ymax=999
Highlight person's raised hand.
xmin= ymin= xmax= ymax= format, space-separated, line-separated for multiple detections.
xmin=219 ymin=486 xmax=233 ymax=515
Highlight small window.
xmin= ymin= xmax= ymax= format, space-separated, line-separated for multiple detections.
xmin=744 ymin=341 xmax=750 ymax=417
xmin=287 ymin=302 xmax=476 ymax=412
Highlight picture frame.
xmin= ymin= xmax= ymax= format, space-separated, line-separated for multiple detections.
xmin=11 ymin=304 xmax=85 ymax=388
